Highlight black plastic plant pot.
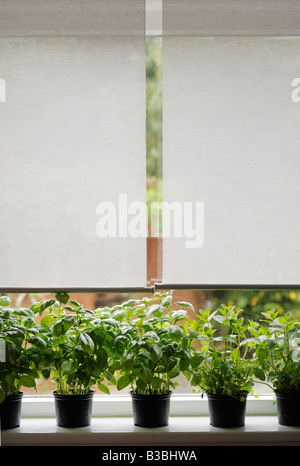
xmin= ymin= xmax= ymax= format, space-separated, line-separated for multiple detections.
xmin=0 ymin=391 xmax=23 ymax=430
xmin=131 ymin=391 xmax=172 ymax=427
xmin=207 ymin=393 xmax=247 ymax=428
xmin=275 ymin=392 xmax=300 ymax=426
xmin=53 ymin=390 xmax=94 ymax=427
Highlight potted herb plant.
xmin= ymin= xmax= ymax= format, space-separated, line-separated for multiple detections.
xmin=112 ymin=291 xmax=194 ymax=427
xmin=253 ymin=309 xmax=300 ymax=426
xmin=0 ymin=296 xmax=39 ymax=429
xmin=35 ymin=293 xmax=117 ymax=427
xmin=189 ymin=305 xmax=258 ymax=427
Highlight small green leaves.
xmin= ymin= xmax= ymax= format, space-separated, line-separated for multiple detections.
xmin=98 ymin=383 xmax=110 ymax=394
xmin=253 ymin=367 xmax=265 ymax=381
xmin=168 ymin=325 xmax=183 ymax=342
xmin=191 ymin=353 xmax=204 ymax=369
xmin=5 ymin=341 xmax=19 ymax=366
xmin=61 ymin=360 xmax=77 ymax=375
xmin=20 ymin=374 xmax=36 ymax=388
xmin=96 ymin=348 xmax=108 ymax=371
xmin=78 ymin=332 xmax=94 ymax=354
xmin=117 ymin=374 xmax=131 ymax=391
xmin=50 ymin=315 xmax=76 ymax=336
xmin=0 ymin=296 xmax=11 ymax=308
xmin=140 ymin=366 xmax=153 ymax=384
xmin=143 ymin=331 xmax=160 ymax=342
xmin=30 ymin=299 xmax=56 ymax=316
xmin=8 ymin=289 xmax=298 ymax=401
xmin=175 ymin=301 xmax=195 ymax=312
xmin=55 ymin=292 xmax=70 ymax=305
xmin=120 ymin=351 xmax=134 ymax=371
xmin=50 ymin=320 xmax=64 ymax=337
xmin=28 ymin=335 xmax=47 ymax=349
xmin=171 ymin=310 xmax=187 ymax=322
xmin=150 ymin=344 xmax=162 ymax=362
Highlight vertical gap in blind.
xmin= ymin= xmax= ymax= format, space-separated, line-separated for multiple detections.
xmin=146 ymin=36 xmax=163 ymax=286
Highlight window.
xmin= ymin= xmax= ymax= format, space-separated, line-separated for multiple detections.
xmin=1 ymin=0 xmax=300 ymax=415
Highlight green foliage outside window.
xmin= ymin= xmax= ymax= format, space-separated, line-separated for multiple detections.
xmin=211 ymin=290 xmax=300 ymax=322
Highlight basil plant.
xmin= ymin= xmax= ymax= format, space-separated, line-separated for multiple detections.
xmin=189 ymin=305 xmax=259 ymax=400
xmin=252 ymin=310 xmax=300 ymax=394
xmin=32 ymin=293 xmax=120 ymax=395
xmin=110 ymin=291 xmax=196 ymax=395
xmin=0 ymin=296 xmax=39 ymax=403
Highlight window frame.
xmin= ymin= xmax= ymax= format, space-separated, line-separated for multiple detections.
xmin=1 ymin=0 xmax=289 ymax=424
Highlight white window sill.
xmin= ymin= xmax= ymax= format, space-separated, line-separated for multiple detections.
xmin=2 ymin=416 xmax=300 ymax=446
xmin=1 ymin=395 xmax=300 ymax=446
xmin=18 ymin=393 xmax=279 ymax=418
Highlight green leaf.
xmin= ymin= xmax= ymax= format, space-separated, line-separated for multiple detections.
xmin=180 ymin=354 xmax=190 ymax=371
xmin=213 ymin=314 xmax=226 ymax=324
xmin=50 ymin=320 xmax=63 ymax=337
xmin=20 ymin=374 xmax=36 ymax=388
xmin=140 ymin=366 xmax=153 ymax=384
xmin=161 ymin=295 xmax=172 ymax=308
xmin=55 ymin=292 xmax=69 ymax=304
xmin=61 ymin=360 xmax=77 ymax=375
xmin=168 ymin=325 xmax=183 ymax=342
xmin=40 ymin=314 xmax=57 ymax=327
xmin=89 ymin=328 xmax=105 ymax=346
xmin=69 ymin=300 xmax=82 ymax=308
xmin=102 ymin=318 xmax=118 ymax=328
xmin=146 ymin=305 xmax=163 ymax=319
xmin=143 ymin=331 xmax=160 ymax=342
xmin=191 ymin=353 xmax=204 ymax=368
xmin=28 ymin=335 xmax=47 ymax=349
xmin=96 ymin=348 xmax=108 ymax=371
xmin=175 ymin=301 xmax=194 ymax=312
xmin=113 ymin=309 xmax=127 ymax=322
xmin=150 ymin=344 xmax=162 ymax=362
xmin=98 ymin=383 xmax=110 ymax=394
xmin=231 ymin=347 xmax=240 ymax=362
xmin=38 ymin=358 xmax=55 ymax=371
xmin=120 ymin=351 xmax=134 ymax=371
xmin=253 ymin=367 xmax=265 ymax=381
xmin=117 ymin=374 xmax=131 ymax=391
xmin=168 ymin=364 xmax=180 ymax=379
xmin=39 ymin=299 xmax=56 ymax=315
xmin=78 ymin=332 xmax=94 ymax=354
xmin=171 ymin=310 xmax=187 ymax=322
xmin=5 ymin=341 xmax=19 ymax=366
xmin=0 ymin=296 xmax=11 ymax=307
xmin=136 ymin=378 xmax=147 ymax=391
xmin=61 ymin=315 xmax=76 ymax=333
xmin=151 ymin=376 xmax=163 ymax=390
xmin=256 ymin=347 xmax=267 ymax=364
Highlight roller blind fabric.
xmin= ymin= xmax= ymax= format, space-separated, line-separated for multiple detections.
xmin=0 ymin=1 xmax=146 ymax=290
xmin=162 ymin=1 xmax=300 ymax=286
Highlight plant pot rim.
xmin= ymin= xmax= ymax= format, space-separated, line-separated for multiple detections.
xmin=206 ymin=391 xmax=248 ymax=400
xmin=275 ymin=390 xmax=300 ymax=398
xmin=53 ymin=389 xmax=95 ymax=399
xmin=130 ymin=390 xmax=172 ymax=399
xmin=4 ymin=391 xmax=24 ymax=399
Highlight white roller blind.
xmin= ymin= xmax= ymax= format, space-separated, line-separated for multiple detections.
xmin=162 ymin=1 xmax=300 ymax=286
xmin=0 ymin=1 xmax=146 ymax=291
